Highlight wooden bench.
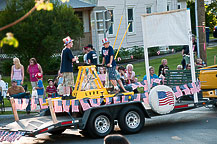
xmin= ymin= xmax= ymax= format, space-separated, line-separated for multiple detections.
xmin=164 ymin=70 xmax=200 ymax=87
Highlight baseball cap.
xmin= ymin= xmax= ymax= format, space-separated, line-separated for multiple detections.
xmin=35 ymin=73 xmax=43 ymax=79
xmin=11 ymin=79 xmax=17 ymax=83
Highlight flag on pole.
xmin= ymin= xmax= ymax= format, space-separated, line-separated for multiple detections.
xmin=21 ymin=98 xmax=29 ymax=110
xmin=180 ymin=84 xmax=191 ymax=95
xmin=133 ymin=93 xmax=141 ymax=101
xmin=187 ymin=83 xmax=198 ymax=94
xmin=153 ymin=78 xmax=161 ymax=84
xmin=71 ymin=99 xmax=79 ymax=112
xmin=195 ymin=81 xmax=201 ymax=92
xmin=157 ymin=91 xmax=174 ymax=106
xmin=80 ymin=99 xmax=91 ymax=111
xmin=39 ymin=98 xmax=48 ymax=109
xmin=62 ymin=100 xmax=70 ymax=112
xmin=54 ymin=100 xmax=62 ymax=112
xmin=122 ymin=95 xmax=129 ymax=103
xmin=105 ymin=97 xmax=113 ymax=105
xmin=113 ymin=96 xmax=121 ymax=104
xmin=172 ymin=86 xmax=183 ymax=98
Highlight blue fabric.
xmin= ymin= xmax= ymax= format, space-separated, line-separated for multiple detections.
xmin=60 ymin=48 xmax=74 ymax=73
xmin=16 ymin=80 xmax=22 ymax=86
xmin=143 ymin=74 xmax=159 ymax=81
xmin=37 ymin=80 xmax=44 ymax=95
xmin=10 ymin=93 xmax=31 ymax=111
xmin=101 ymin=46 xmax=116 ymax=67
xmin=58 ymin=77 xmax=63 ymax=85
xmin=87 ymin=51 xmax=97 ymax=65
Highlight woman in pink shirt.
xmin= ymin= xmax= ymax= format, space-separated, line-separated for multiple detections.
xmin=11 ymin=58 xmax=24 ymax=86
xmin=27 ymin=58 xmax=43 ymax=88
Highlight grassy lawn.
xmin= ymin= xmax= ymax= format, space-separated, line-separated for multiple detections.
xmin=132 ymin=46 xmax=217 ymax=81
xmin=209 ymin=33 xmax=215 ymax=40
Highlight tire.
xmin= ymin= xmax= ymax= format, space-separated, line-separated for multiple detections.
xmin=48 ymin=128 xmax=66 ymax=135
xmin=86 ymin=109 xmax=114 ymax=138
xmin=118 ymin=105 xmax=145 ymax=134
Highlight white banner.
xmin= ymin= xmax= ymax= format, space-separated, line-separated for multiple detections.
xmin=141 ymin=9 xmax=190 ymax=48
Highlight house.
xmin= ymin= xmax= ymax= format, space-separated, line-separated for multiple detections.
xmin=85 ymin=0 xmax=187 ymax=49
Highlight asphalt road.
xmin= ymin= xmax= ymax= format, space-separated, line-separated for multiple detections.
xmin=9 ymin=106 xmax=217 ymax=144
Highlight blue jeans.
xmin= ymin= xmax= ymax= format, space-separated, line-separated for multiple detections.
xmin=16 ymin=80 xmax=22 ymax=86
xmin=10 ymin=93 xmax=31 ymax=112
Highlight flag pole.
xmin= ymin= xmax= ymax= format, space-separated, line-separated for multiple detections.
xmin=114 ymin=23 xmax=131 ymax=60
xmin=113 ymin=16 xmax=123 ymax=49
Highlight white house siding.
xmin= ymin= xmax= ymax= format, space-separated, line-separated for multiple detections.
xmin=92 ymin=0 xmax=186 ymax=50
xmin=83 ymin=10 xmax=90 ymax=32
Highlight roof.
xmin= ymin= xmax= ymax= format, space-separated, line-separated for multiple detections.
xmin=59 ymin=0 xmax=96 ymax=9
xmin=0 ymin=0 xmax=95 ymax=11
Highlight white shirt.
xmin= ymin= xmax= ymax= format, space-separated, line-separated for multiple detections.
xmin=0 ymin=80 xmax=7 ymax=97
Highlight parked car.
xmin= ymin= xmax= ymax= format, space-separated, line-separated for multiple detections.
xmin=213 ymin=26 xmax=217 ymax=38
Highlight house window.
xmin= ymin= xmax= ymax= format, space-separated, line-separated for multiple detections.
xmin=108 ymin=10 xmax=114 ymax=35
xmin=177 ymin=3 xmax=181 ymax=9
xmin=128 ymin=8 xmax=134 ymax=32
xmin=167 ymin=4 xmax=170 ymax=11
xmin=146 ymin=6 xmax=151 ymax=14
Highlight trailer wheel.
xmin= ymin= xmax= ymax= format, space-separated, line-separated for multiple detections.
xmin=48 ymin=128 xmax=66 ymax=135
xmin=118 ymin=105 xmax=145 ymax=134
xmin=86 ymin=110 xmax=114 ymax=138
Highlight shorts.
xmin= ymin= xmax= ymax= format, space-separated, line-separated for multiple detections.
xmin=63 ymin=72 xmax=74 ymax=87
xmin=108 ymin=67 xmax=120 ymax=80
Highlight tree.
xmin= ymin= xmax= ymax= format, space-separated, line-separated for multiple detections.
xmin=0 ymin=0 xmax=83 ymax=74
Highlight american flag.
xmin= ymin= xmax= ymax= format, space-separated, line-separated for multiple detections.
xmin=105 ymin=97 xmax=113 ymax=105
xmin=153 ymin=78 xmax=161 ymax=84
xmin=172 ymin=86 xmax=183 ymax=98
xmin=31 ymin=98 xmax=37 ymax=111
xmin=195 ymin=81 xmax=201 ymax=92
xmin=54 ymin=100 xmax=63 ymax=113
xmin=180 ymin=84 xmax=191 ymax=95
xmin=0 ymin=131 xmax=9 ymax=142
xmin=158 ymin=91 xmax=174 ymax=106
xmin=62 ymin=100 xmax=70 ymax=112
xmin=80 ymin=99 xmax=91 ymax=111
xmin=133 ymin=94 xmax=141 ymax=101
xmin=39 ymin=98 xmax=48 ymax=109
xmin=113 ymin=96 xmax=121 ymax=104
xmin=122 ymin=95 xmax=129 ymax=103
xmin=71 ymin=99 xmax=79 ymax=112
xmin=21 ymin=98 xmax=29 ymax=110
xmin=89 ymin=98 xmax=100 ymax=107
xmin=14 ymin=99 xmax=22 ymax=110
xmin=187 ymin=83 xmax=198 ymax=94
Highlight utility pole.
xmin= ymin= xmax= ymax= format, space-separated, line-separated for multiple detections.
xmin=196 ymin=0 xmax=207 ymax=63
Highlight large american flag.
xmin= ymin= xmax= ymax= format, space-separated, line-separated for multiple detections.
xmin=71 ymin=99 xmax=79 ymax=112
xmin=54 ymin=100 xmax=63 ymax=113
xmin=158 ymin=91 xmax=174 ymax=106
xmin=80 ymin=99 xmax=91 ymax=111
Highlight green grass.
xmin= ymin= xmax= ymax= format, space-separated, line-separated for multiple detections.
xmin=209 ymin=33 xmax=215 ymax=40
xmin=0 ymin=111 xmax=36 ymax=115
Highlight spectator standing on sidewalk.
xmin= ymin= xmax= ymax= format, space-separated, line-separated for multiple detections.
xmin=27 ymin=58 xmax=43 ymax=88
xmin=60 ymin=36 xmax=78 ymax=96
xmin=11 ymin=58 xmax=24 ymax=86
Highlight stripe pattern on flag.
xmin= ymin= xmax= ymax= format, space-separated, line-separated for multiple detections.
xmin=158 ymin=91 xmax=174 ymax=106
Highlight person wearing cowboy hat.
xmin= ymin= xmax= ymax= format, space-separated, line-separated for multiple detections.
xmin=60 ymin=36 xmax=78 ymax=97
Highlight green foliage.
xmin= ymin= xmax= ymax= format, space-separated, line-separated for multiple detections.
xmin=187 ymin=1 xmax=217 ymax=34
xmin=0 ymin=0 xmax=83 ymax=72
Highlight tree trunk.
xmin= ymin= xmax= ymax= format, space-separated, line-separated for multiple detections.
xmin=197 ymin=0 xmax=207 ymax=63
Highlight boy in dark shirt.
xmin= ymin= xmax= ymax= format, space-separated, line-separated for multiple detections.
xmin=87 ymin=44 xmax=97 ymax=65
xmin=101 ymin=38 xmax=127 ymax=93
